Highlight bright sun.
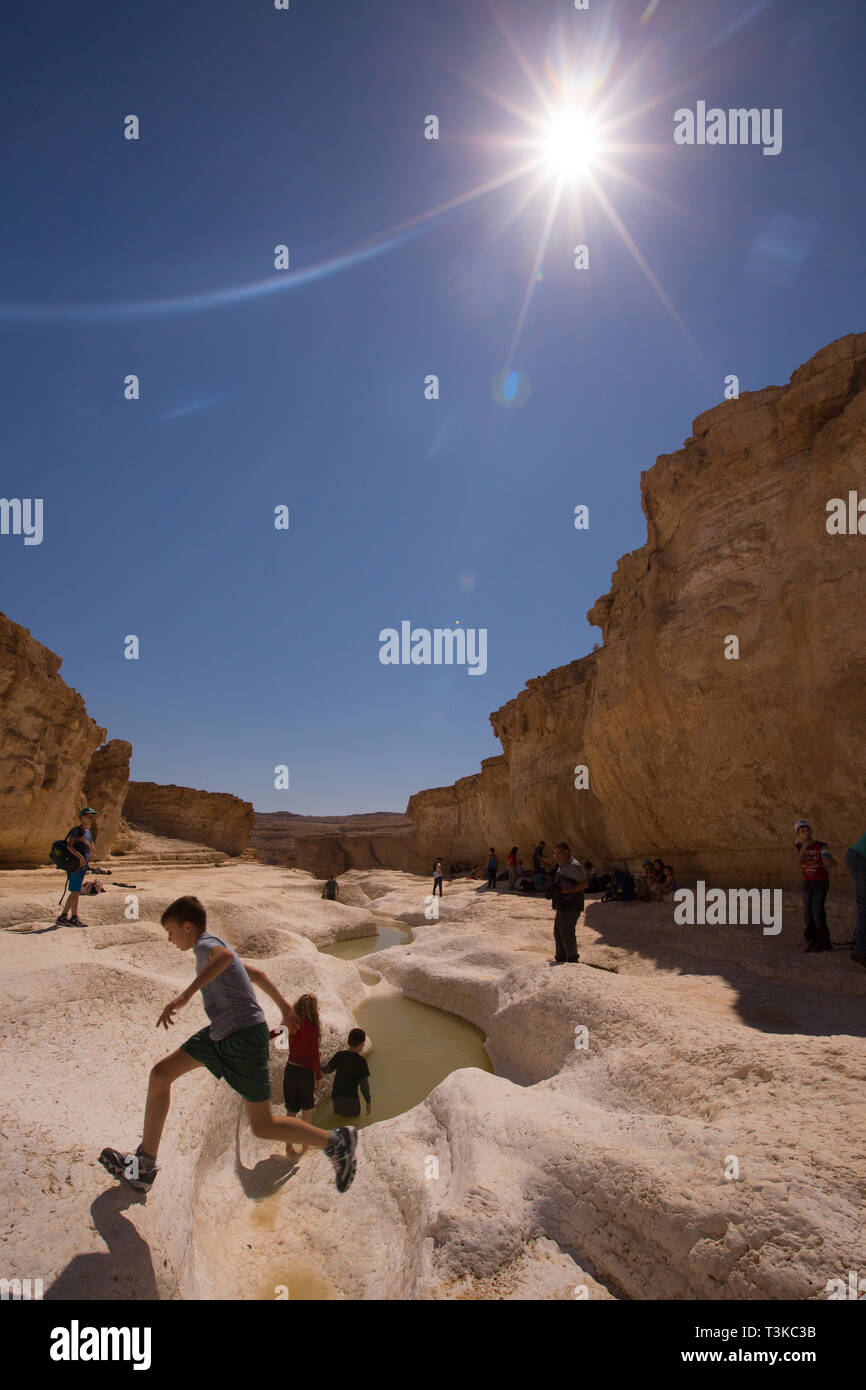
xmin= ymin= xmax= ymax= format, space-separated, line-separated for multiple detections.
xmin=541 ymin=110 xmax=599 ymax=180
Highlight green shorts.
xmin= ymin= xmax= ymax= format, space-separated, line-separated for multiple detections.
xmin=181 ymin=1021 xmax=272 ymax=1103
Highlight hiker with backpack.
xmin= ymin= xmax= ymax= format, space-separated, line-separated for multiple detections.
xmin=53 ymin=807 xmax=98 ymax=927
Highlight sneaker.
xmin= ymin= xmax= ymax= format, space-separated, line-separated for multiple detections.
xmin=54 ymin=914 xmax=68 ymax=926
xmin=68 ymin=915 xmax=88 ymax=928
xmin=325 ymin=1127 xmax=357 ymax=1193
xmin=549 ymin=959 xmax=566 ymax=966
xmin=98 ymin=1145 xmax=158 ymax=1193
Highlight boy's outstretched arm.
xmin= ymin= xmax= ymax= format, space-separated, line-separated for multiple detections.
xmin=157 ymin=944 xmax=234 ymax=1029
xmin=244 ymin=963 xmax=299 ymax=1029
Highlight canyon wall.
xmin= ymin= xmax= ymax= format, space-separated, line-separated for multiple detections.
xmin=0 ymin=613 xmax=107 ymax=867
xmin=405 ymin=756 xmax=515 ymax=869
xmin=407 ymin=333 xmax=866 ymax=886
xmin=251 ymin=811 xmax=416 ymax=876
xmin=124 ymin=782 xmax=254 ymax=856
xmin=83 ymin=739 xmax=132 ymax=860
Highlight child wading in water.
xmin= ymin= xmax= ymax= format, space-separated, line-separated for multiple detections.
xmin=98 ymin=896 xmax=357 ymax=1194
xmin=280 ymin=993 xmax=322 ymax=1157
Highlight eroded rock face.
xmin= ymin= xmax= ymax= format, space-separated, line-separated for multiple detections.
xmin=406 ymin=756 xmax=515 ymax=871
xmin=408 ymin=333 xmax=866 ymax=886
xmin=83 ymin=740 xmax=132 ymax=859
xmin=0 ymin=612 xmax=106 ymax=867
xmin=123 ymin=782 xmax=254 ymax=856
xmin=251 ymin=811 xmax=416 ymax=876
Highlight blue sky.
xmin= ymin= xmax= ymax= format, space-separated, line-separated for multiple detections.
xmin=1 ymin=0 xmax=864 ymax=813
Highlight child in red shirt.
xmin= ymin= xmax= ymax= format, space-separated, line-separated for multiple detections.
xmin=794 ymin=819 xmax=837 ymax=953
xmin=281 ymin=994 xmax=322 ymax=1155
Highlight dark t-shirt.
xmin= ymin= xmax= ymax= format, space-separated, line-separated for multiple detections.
xmin=324 ymin=1049 xmax=370 ymax=1102
xmin=66 ymin=825 xmax=93 ymax=866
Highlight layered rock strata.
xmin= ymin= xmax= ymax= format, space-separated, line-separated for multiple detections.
xmin=0 ymin=613 xmax=106 ymax=867
xmin=123 ymin=781 xmax=254 ymax=856
xmin=251 ymin=811 xmax=417 ymax=876
xmin=83 ymin=740 xmax=132 ymax=859
xmin=408 ymin=333 xmax=866 ymax=887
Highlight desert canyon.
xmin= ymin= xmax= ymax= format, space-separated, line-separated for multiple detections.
xmin=1 ymin=333 xmax=864 ymax=1300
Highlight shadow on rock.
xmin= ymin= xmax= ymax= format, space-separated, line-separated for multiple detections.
xmin=46 ymin=1187 xmax=158 ymax=1300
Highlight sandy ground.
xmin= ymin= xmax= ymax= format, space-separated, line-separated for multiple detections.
xmin=0 ymin=863 xmax=863 ymax=1300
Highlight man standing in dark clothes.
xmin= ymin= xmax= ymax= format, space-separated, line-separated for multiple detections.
xmin=548 ymin=841 xmax=588 ymax=965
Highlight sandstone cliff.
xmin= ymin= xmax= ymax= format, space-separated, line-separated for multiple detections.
xmin=251 ymin=811 xmax=416 ymax=876
xmin=407 ymin=333 xmax=866 ymax=886
xmin=0 ymin=613 xmax=107 ymax=867
xmin=83 ymin=739 xmax=132 ymax=860
xmin=123 ymin=781 xmax=254 ymax=856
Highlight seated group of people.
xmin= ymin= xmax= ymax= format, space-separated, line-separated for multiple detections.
xmin=638 ymin=858 xmax=677 ymax=899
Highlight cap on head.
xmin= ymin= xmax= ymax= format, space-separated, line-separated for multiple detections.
xmin=80 ymin=806 xmax=97 ymax=816
xmin=794 ymin=819 xmax=811 ymax=833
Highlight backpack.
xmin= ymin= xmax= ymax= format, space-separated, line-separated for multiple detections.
xmin=50 ymin=838 xmax=79 ymax=874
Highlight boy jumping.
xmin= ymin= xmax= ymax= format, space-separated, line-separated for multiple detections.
xmin=98 ymin=895 xmax=357 ymax=1194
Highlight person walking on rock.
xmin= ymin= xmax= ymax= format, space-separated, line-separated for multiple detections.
xmin=548 ymin=842 xmax=588 ymax=965
xmin=844 ymin=828 xmax=866 ymax=968
xmin=432 ymin=859 xmax=444 ymax=896
xmin=322 ymin=875 xmax=339 ymax=901
xmin=98 ymin=896 xmax=357 ymax=1194
xmin=794 ymin=819 xmax=836 ymax=952
xmin=506 ymin=846 xmax=518 ymax=891
xmin=486 ymin=848 xmax=498 ymax=891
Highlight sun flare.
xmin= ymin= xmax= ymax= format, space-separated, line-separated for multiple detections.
xmin=540 ymin=109 xmax=600 ymax=180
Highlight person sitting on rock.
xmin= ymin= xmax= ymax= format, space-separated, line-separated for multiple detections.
xmin=321 ymin=875 xmax=339 ymax=901
xmin=649 ymin=860 xmax=668 ymax=901
xmin=634 ymin=859 xmax=653 ymax=899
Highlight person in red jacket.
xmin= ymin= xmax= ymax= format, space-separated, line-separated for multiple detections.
xmin=794 ymin=819 xmax=837 ymax=953
xmin=282 ymin=993 xmax=323 ymax=1156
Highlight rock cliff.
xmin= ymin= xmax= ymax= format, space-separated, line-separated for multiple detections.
xmin=0 ymin=612 xmax=107 ymax=867
xmin=408 ymin=333 xmax=866 ymax=886
xmin=83 ymin=739 xmax=132 ymax=860
xmin=251 ymin=811 xmax=416 ymax=876
xmin=123 ymin=781 xmax=254 ymax=856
